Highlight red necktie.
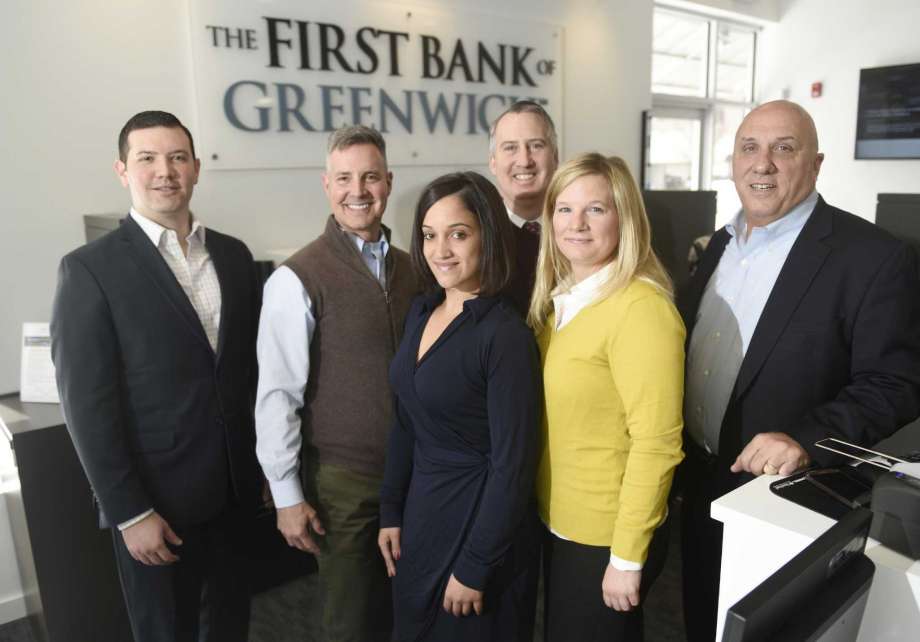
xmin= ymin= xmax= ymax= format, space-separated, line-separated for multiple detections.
xmin=523 ymin=221 xmax=541 ymax=236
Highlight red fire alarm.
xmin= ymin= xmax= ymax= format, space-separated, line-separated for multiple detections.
xmin=811 ymin=82 xmax=823 ymax=98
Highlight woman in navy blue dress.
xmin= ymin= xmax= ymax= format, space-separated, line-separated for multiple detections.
xmin=378 ymin=172 xmax=542 ymax=642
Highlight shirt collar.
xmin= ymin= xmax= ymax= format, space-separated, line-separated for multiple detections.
xmin=331 ymin=217 xmax=391 ymax=257
xmin=725 ymin=190 xmax=819 ymax=243
xmin=347 ymin=230 xmax=390 ymax=257
xmin=506 ymin=206 xmax=534 ymax=230
xmin=418 ymin=289 xmax=499 ymax=324
xmin=552 ymin=260 xmax=615 ymax=301
xmin=130 ymin=208 xmax=206 ymax=247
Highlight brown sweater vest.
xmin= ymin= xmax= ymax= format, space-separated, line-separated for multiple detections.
xmin=283 ymin=215 xmax=417 ymax=478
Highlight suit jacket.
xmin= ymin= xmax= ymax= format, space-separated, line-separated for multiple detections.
xmin=51 ymin=215 xmax=262 ymax=528
xmin=507 ymin=223 xmax=540 ymax=318
xmin=678 ymin=196 xmax=920 ymax=477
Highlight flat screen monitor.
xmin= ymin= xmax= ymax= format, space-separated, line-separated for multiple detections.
xmin=855 ymin=63 xmax=920 ymax=159
xmin=722 ymin=508 xmax=875 ymax=642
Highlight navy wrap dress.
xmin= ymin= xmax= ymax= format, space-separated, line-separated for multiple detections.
xmin=380 ymin=292 xmax=542 ymax=642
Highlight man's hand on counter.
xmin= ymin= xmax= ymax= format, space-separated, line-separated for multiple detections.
xmin=731 ymin=432 xmax=811 ymax=477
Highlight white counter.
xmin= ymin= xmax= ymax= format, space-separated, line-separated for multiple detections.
xmin=712 ymin=474 xmax=920 ymax=641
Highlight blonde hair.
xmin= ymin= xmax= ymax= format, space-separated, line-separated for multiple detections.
xmin=527 ymin=153 xmax=673 ymax=333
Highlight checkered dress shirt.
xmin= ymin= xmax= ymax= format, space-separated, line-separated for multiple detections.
xmin=129 ymin=209 xmax=222 ymax=352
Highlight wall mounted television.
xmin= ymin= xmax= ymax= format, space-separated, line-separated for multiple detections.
xmin=855 ymin=63 xmax=920 ymax=159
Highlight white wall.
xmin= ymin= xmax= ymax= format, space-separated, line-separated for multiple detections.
xmin=0 ymin=0 xmax=653 ymax=394
xmin=758 ymin=0 xmax=920 ymax=220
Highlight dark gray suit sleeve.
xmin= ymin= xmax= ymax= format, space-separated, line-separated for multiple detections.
xmin=51 ymin=254 xmax=152 ymax=526
xmin=798 ymin=243 xmax=920 ymax=460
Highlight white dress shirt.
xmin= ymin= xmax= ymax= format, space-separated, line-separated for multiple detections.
xmin=119 ymin=209 xmax=222 ymax=530
xmin=685 ymin=191 xmax=818 ymax=454
xmin=506 ymin=207 xmax=543 ymax=234
xmin=129 ymin=209 xmax=221 ymax=351
xmin=507 ymin=208 xmax=528 ymax=229
xmin=255 ymin=232 xmax=389 ymax=509
xmin=551 ymin=262 xmax=615 ymax=330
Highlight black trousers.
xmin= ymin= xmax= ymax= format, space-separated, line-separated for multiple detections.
xmin=678 ymin=443 xmax=742 ymax=642
xmin=111 ymin=509 xmax=251 ymax=642
xmin=542 ymin=517 xmax=670 ymax=642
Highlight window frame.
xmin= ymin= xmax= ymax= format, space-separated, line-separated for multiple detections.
xmin=647 ymin=4 xmax=760 ymax=196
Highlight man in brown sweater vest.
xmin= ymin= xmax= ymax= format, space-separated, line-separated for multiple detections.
xmin=488 ymin=100 xmax=559 ymax=316
xmin=255 ymin=125 xmax=417 ymax=642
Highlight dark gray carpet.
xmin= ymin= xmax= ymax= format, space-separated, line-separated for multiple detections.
xmin=0 ymin=505 xmax=686 ymax=642
xmin=0 ymin=619 xmax=33 ymax=642
xmin=249 ymin=503 xmax=687 ymax=641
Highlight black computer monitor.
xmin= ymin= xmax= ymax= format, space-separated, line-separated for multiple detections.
xmin=722 ymin=508 xmax=875 ymax=642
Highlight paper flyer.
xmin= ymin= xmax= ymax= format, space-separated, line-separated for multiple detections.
xmin=20 ymin=322 xmax=60 ymax=404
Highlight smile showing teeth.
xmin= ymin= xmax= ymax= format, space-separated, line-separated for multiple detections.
xmin=513 ymin=173 xmax=535 ymax=181
xmin=750 ymin=184 xmax=775 ymax=191
xmin=346 ymin=203 xmax=370 ymax=210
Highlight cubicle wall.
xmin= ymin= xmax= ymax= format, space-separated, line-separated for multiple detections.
xmin=876 ymin=193 xmax=920 ymax=272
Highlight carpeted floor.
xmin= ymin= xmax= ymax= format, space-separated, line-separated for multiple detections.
xmin=1 ymin=505 xmax=687 ymax=642
xmin=248 ymin=503 xmax=687 ymax=641
xmin=0 ymin=619 xmax=31 ymax=642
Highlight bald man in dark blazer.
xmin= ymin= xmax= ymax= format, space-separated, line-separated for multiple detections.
xmin=677 ymin=100 xmax=920 ymax=641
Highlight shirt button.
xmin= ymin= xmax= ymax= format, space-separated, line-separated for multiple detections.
xmin=703 ymin=369 xmax=710 ymax=377
xmin=696 ymin=405 xmax=703 ymax=416
xmin=741 ymin=259 xmax=748 ymax=267
xmin=714 ymin=331 xmax=721 ymax=339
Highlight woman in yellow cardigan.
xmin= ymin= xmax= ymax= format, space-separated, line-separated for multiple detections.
xmin=528 ymin=153 xmax=685 ymax=641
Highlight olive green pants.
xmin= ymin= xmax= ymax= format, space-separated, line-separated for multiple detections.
xmin=311 ymin=463 xmax=392 ymax=642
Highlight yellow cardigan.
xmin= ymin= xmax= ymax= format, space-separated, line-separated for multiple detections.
xmin=536 ymin=278 xmax=686 ymax=564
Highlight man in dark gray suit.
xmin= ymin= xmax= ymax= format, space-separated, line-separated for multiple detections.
xmin=51 ymin=111 xmax=262 ymax=642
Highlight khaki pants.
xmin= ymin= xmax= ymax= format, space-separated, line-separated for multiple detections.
xmin=311 ymin=463 xmax=392 ymax=642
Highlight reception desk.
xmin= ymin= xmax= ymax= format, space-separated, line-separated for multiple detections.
xmin=1 ymin=393 xmax=315 ymax=642
xmin=0 ymin=393 xmax=132 ymax=642
xmin=713 ymin=474 xmax=920 ymax=641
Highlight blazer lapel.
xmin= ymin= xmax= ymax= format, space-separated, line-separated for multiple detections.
xmin=733 ymin=199 xmax=833 ymax=399
xmin=119 ymin=215 xmax=212 ymax=351
xmin=206 ymin=233 xmax=234 ymax=361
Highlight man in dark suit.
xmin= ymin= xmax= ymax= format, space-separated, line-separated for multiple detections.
xmin=51 ymin=111 xmax=262 ymax=642
xmin=678 ymin=100 xmax=920 ymax=641
xmin=488 ymin=101 xmax=559 ymax=315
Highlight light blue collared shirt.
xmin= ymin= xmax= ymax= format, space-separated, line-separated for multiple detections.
xmin=348 ymin=233 xmax=389 ymax=288
xmin=685 ymin=191 xmax=819 ymax=454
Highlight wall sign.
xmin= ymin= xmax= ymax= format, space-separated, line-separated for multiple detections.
xmin=189 ymin=0 xmax=563 ymax=169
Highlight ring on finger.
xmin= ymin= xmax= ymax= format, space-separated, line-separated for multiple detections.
xmin=763 ymin=463 xmax=778 ymax=475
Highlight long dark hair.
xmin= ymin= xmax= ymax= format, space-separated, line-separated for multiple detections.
xmin=410 ymin=172 xmax=516 ymax=297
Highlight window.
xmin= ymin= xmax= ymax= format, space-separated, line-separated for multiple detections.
xmin=644 ymin=5 xmax=759 ymax=227
xmin=645 ymin=109 xmax=703 ymax=190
